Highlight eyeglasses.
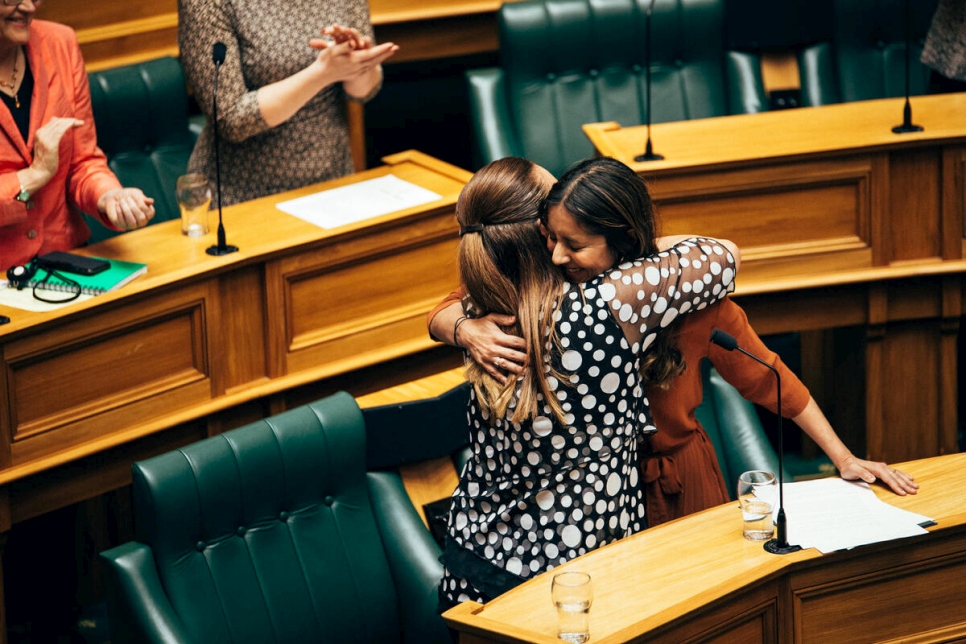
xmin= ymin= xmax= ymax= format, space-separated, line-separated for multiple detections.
xmin=2 ymin=0 xmax=40 ymax=6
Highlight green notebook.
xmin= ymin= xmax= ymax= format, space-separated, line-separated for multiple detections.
xmin=25 ymin=257 xmax=147 ymax=296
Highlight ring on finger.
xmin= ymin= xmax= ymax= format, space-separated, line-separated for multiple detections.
xmin=495 ymin=357 xmax=504 ymax=369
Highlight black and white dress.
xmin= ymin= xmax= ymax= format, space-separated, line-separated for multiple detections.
xmin=440 ymin=238 xmax=737 ymax=606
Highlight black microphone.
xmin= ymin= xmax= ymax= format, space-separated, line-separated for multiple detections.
xmin=206 ymin=41 xmax=239 ymax=257
xmin=710 ymin=328 xmax=801 ymax=555
xmin=634 ymin=0 xmax=664 ymax=163
xmin=892 ymin=0 xmax=923 ymax=134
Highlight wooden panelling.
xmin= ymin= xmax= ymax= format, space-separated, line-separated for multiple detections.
xmin=282 ymin=234 xmax=458 ymax=359
xmin=215 ymin=265 xmax=270 ymax=395
xmin=792 ymin=535 xmax=966 ymax=643
xmin=888 ymin=148 xmax=942 ymax=263
xmin=645 ymin=585 xmax=779 ymax=644
xmin=945 ymin=146 xmax=966 ymax=260
xmin=654 ymin=156 xmax=875 ymax=280
xmin=3 ymin=284 xmax=212 ymax=466
xmin=38 ymin=0 xmax=178 ymax=70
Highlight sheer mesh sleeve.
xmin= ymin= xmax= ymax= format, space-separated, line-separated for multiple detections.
xmin=598 ymin=237 xmax=737 ymax=351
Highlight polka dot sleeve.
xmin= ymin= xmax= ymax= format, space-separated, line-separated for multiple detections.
xmin=596 ymin=237 xmax=737 ymax=351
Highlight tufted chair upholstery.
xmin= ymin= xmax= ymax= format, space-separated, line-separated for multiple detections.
xmin=99 ymin=391 xmax=450 ymax=644
xmin=798 ymin=0 xmax=936 ymax=107
xmin=694 ymin=360 xmax=784 ymax=497
xmin=466 ymin=0 xmax=766 ymax=176
xmin=86 ymin=57 xmax=197 ymax=242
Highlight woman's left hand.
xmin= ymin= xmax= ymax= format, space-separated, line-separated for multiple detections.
xmin=837 ymin=455 xmax=919 ymax=496
xmin=98 ymin=188 xmax=156 ymax=231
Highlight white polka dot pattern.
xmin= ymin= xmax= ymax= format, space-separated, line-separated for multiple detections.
xmin=441 ymin=238 xmax=736 ymax=604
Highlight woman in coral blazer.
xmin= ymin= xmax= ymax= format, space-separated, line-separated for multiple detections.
xmin=0 ymin=4 xmax=154 ymax=271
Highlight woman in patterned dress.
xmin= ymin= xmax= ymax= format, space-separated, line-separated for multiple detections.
xmin=438 ymin=156 xmax=741 ymax=609
xmin=178 ymin=0 xmax=398 ymax=206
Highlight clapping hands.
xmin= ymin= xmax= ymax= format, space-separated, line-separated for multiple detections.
xmin=309 ymin=24 xmax=398 ymax=87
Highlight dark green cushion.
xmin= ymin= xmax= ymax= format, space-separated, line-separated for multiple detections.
xmin=467 ymin=0 xmax=763 ymax=176
xmin=86 ymin=57 xmax=197 ymax=242
xmin=799 ymin=0 xmax=935 ymax=107
xmin=102 ymin=392 xmax=454 ymax=643
xmin=695 ymin=360 xmax=784 ymax=498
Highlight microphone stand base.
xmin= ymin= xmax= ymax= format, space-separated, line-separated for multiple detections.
xmin=633 ymin=151 xmax=665 ymax=162
xmin=763 ymin=539 xmax=802 ymax=555
xmin=892 ymin=123 xmax=924 ymax=134
xmin=206 ymin=244 xmax=239 ymax=256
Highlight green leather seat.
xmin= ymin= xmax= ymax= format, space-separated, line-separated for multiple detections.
xmin=465 ymin=0 xmax=767 ymax=175
xmin=694 ymin=360 xmax=785 ymax=498
xmin=99 ymin=391 xmax=450 ymax=644
xmin=798 ymin=0 xmax=936 ymax=107
xmin=86 ymin=57 xmax=197 ymax=243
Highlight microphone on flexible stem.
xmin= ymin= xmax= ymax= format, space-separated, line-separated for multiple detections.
xmin=892 ymin=0 xmax=923 ymax=135
xmin=206 ymin=41 xmax=239 ymax=256
xmin=634 ymin=0 xmax=664 ymax=162
xmin=710 ymin=328 xmax=802 ymax=555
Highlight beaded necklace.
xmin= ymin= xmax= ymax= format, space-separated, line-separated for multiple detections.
xmin=0 ymin=48 xmax=21 ymax=109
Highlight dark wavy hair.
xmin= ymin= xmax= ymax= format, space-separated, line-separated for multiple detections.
xmin=541 ymin=157 xmax=685 ymax=387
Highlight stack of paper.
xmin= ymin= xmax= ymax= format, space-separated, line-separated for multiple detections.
xmin=781 ymin=478 xmax=932 ymax=554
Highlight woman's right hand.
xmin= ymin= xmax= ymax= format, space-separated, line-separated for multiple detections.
xmin=24 ymin=117 xmax=84 ymax=192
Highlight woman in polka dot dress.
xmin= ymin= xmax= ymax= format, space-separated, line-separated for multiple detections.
xmin=438 ymin=157 xmax=740 ymax=609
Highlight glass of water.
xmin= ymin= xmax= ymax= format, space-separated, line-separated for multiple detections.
xmin=176 ymin=173 xmax=211 ymax=237
xmin=737 ymin=470 xmax=777 ymax=541
xmin=551 ymin=571 xmax=592 ymax=643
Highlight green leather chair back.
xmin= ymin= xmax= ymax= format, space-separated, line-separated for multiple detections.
xmin=87 ymin=57 xmax=197 ymax=243
xmin=100 ymin=392 xmax=450 ymax=643
xmin=467 ymin=0 xmax=765 ymax=176
xmin=694 ymin=360 xmax=784 ymax=498
xmin=798 ymin=0 xmax=936 ymax=107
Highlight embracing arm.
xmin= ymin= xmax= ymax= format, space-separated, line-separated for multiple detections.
xmin=427 ymin=289 xmax=526 ymax=384
xmin=656 ymin=235 xmax=740 ymax=273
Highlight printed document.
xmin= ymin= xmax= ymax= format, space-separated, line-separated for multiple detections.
xmin=276 ymin=174 xmax=442 ymax=229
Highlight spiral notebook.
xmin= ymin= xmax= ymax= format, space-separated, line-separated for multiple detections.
xmin=12 ymin=257 xmax=147 ymax=296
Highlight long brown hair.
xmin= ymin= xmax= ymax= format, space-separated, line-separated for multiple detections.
xmin=457 ymin=158 xmax=565 ymax=422
xmin=541 ymin=157 xmax=685 ymax=387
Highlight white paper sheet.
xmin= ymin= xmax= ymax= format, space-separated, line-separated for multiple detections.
xmin=0 ymin=285 xmax=93 ymax=311
xmin=781 ymin=478 xmax=931 ymax=554
xmin=275 ymin=174 xmax=443 ymax=229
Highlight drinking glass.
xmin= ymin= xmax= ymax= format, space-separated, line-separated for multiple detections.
xmin=551 ymin=571 xmax=592 ymax=643
xmin=737 ymin=470 xmax=777 ymax=541
xmin=176 ymin=173 xmax=211 ymax=237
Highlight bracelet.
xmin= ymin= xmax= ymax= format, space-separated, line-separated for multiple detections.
xmin=453 ymin=316 xmax=468 ymax=348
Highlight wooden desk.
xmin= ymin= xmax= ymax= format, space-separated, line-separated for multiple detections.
xmin=444 ymin=452 xmax=966 ymax=643
xmin=0 ymin=149 xmax=467 ymax=509
xmin=585 ymin=95 xmax=966 ymax=464
xmin=0 ymin=150 xmax=469 ymax=639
